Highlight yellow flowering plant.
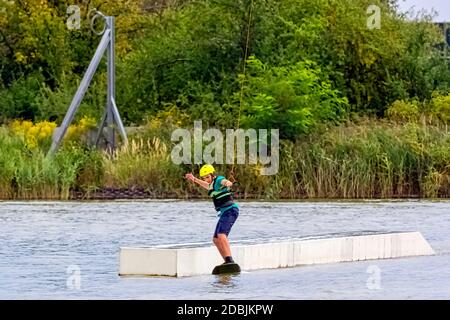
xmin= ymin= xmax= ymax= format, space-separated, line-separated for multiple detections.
xmin=9 ymin=116 xmax=97 ymax=149
xmin=10 ymin=120 xmax=56 ymax=149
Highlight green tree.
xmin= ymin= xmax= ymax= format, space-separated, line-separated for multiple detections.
xmin=239 ymin=56 xmax=348 ymax=139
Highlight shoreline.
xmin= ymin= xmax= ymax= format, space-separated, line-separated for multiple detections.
xmin=0 ymin=187 xmax=448 ymax=201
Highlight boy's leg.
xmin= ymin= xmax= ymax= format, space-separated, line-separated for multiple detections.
xmin=213 ymin=235 xmax=227 ymax=257
xmin=212 ymin=207 xmax=239 ymax=261
xmin=214 ymin=233 xmax=231 ymax=258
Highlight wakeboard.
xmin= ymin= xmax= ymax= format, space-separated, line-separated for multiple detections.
xmin=212 ymin=263 xmax=241 ymax=275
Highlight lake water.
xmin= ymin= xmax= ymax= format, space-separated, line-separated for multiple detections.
xmin=0 ymin=200 xmax=449 ymax=299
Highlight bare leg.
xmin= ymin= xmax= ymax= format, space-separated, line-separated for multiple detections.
xmin=213 ymin=237 xmax=225 ymax=258
xmin=213 ymin=234 xmax=231 ymax=259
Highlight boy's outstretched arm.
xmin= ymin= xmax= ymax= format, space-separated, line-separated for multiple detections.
xmin=185 ymin=173 xmax=210 ymax=190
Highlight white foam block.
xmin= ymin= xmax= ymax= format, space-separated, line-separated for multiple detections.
xmin=119 ymin=231 xmax=435 ymax=277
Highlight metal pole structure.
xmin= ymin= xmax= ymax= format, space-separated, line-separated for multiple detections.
xmin=106 ymin=16 xmax=115 ymax=150
xmin=48 ymin=11 xmax=128 ymax=156
xmin=94 ymin=97 xmax=128 ymax=147
xmin=108 ymin=16 xmax=127 ymax=145
xmin=111 ymin=97 xmax=128 ymax=141
xmin=48 ymin=28 xmax=110 ymax=155
xmin=96 ymin=15 xmax=128 ymax=150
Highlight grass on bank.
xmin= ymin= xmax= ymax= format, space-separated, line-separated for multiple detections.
xmin=0 ymin=116 xmax=448 ymax=200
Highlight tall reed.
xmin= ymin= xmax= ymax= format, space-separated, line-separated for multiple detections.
xmin=0 ymin=119 xmax=448 ymax=199
xmin=102 ymin=137 xmax=186 ymax=196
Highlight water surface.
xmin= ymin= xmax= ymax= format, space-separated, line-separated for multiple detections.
xmin=0 ymin=200 xmax=448 ymax=299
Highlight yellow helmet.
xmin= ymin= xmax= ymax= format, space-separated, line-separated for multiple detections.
xmin=199 ymin=164 xmax=215 ymax=177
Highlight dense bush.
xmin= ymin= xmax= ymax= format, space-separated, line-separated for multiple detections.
xmin=2 ymin=0 xmax=448 ymax=131
xmin=239 ymin=56 xmax=348 ymax=139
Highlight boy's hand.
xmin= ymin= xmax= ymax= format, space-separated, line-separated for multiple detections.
xmin=221 ymin=179 xmax=233 ymax=188
xmin=185 ymin=173 xmax=195 ymax=182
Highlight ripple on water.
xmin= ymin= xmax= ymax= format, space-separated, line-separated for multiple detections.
xmin=0 ymin=200 xmax=449 ymax=299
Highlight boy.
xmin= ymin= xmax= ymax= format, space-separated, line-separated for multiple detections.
xmin=185 ymin=164 xmax=239 ymax=265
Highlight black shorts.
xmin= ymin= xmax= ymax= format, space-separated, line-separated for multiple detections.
xmin=213 ymin=206 xmax=239 ymax=238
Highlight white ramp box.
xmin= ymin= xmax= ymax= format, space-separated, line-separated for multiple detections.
xmin=119 ymin=231 xmax=435 ymax=277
